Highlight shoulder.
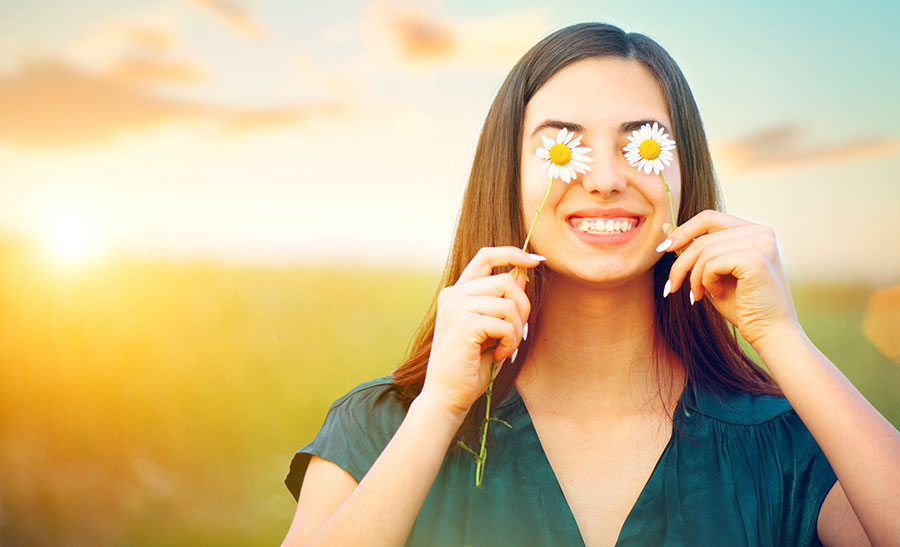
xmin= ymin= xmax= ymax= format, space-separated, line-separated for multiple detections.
xmin=682 ymin=381 xmax=793 ymax=426
xmin=328 ymin=375 xmax=408 ymax=415
xmin=321 ymin=376 xmax=411 ymax=442
xmin=285 ymin=376 xmax=410 ymax=499
xmin=679 ymin=381 xmax=833 ymax=468
xmin=679 ymin=380 xmax=836 ymax=488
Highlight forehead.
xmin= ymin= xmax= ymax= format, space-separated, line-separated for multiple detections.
xmin=523 ymin=57 xmax=671 ymax=136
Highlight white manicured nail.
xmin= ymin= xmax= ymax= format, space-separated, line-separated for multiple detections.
xmin=656 ymin=239 xmax=672 ymax=252
xmin=511 ymin=347 xmax=519 ymax=363
xmin=663 ymin=280 xmax=671 ymax=298
xmin=689 ymin=290 xmax=695 ymax=306
xmin=523 ymin=322 xmax=529 ymax=341
xmin=527 ymin=253 xmax=547 ymax=261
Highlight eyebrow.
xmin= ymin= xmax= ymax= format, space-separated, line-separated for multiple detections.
xmin=528 ymin=118 xmax=669 ymax=138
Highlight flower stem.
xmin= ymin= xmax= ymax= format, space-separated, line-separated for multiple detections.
xmin=521 ymin=176 xmax=555 ymax=254
xmin=474 ymin=360 xmax=495 ymax=487
xmin=474 ymin=176 xmax=555 ymax=487
xmin=660 ymin=171 xmax=678 ymax=229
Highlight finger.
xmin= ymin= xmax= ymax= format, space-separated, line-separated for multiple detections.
xmin=457 ymin=247 xmax=546 ymax=284
xmin=688 ymin=240 xmax=733 ymax=302
xmin=468 ymin=314 xmax=518 ymax=362
xmin=700 ymin=255 xmax=732 ymax=298
xmin=452 ymin=272 xmax=532 ymax=323
xmin=689 ymin=233 xmax=773 ymax=301
xmin=461 ymin=295 xmax=524 ymax=342
xmin=667 ymin=226 xmax=758 ymax=295
xmin=659 ymin=210 xmax=752 ymax=255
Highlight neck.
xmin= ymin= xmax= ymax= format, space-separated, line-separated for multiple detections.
xmin=517 ymin=269 xmax=684 ymax=418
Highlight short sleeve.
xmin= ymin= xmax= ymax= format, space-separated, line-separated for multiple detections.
xmin=777 ymin=409 xmax=838 ymax=546
xmin=284 ymin=376 xmax=409 ymax=501
xmin=678 ymin=385 xmax=840 ymax=546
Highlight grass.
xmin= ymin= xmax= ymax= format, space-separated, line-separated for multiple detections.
xmin=0 ymin=237 xmax=896 ymax=546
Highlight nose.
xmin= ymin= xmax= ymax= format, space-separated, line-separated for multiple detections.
xmin=579 ymin=146 xmax=628 ymax=196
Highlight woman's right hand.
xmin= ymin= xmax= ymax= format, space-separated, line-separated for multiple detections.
xmin=419 ymin=246 xmax=545 ymax=419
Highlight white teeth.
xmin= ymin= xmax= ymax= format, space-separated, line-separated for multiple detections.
xmin=575 ymin=218 xmax=637 ymax=234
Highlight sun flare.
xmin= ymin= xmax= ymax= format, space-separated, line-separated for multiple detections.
xmin=39 ymin=216 xmax=108 ymax=266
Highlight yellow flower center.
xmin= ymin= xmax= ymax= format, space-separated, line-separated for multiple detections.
xmin=548 ymin=143 xmax=571 ymax=165
xmin=638 ymin=138 xmax=660 ymax=160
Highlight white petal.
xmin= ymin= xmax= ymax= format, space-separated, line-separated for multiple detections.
xmin=549 ymin=164 xmax=559 ymax=179
xmin=542 ymin=159 xmax=552 ymax=170
xmin=560 ymin=167 xmax=572 ymax=183
xmin=536 ymin=148 xmax=550 ymax=160
xmin=562 ymin=131 xmax=574 ymax=145
xmin=556 ymin=128 xmax=567 ymax=144
xmin=570 ymin=154 xmax=592 ymax=164
xmin=568 ymin=135 xmax=582 ymax=147
xmin=571 ymin=146 xmax=591 ymax=154
xmin=642 ymin=161 xmax=653 ymax=174
xmin=542 ymin=136 xmax=555 ymax=149
xmin=570 ymin=160 xmax=591 ymax=171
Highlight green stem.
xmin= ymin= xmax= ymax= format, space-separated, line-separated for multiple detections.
xmin=661 ymin=171 xmax=678 ymax=229
xmin=474 ymin=360 xmax=496 ymax=487
xmin=474 ymin=176 xmax=555 ymax=487
xmin=520 ymin=176 xmax=556 ymax=256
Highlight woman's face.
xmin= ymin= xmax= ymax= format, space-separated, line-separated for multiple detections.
xmin=520 ymin=57 xmax=681 ymax=287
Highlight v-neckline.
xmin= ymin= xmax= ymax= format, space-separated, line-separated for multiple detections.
xmin=505 ymin=381 xmax=688 ymax=546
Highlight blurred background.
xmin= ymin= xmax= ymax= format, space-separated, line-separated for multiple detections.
xmin=1 ymin=0 xmax=898 ymax=545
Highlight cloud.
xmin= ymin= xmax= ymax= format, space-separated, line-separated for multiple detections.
xmin=364 ymin=1 xmax=548 ymax=71
xmin=64 ymin=16 xmax=184 ymax=72
xmin=61 ymin=17 xmax=208 ymax=88
xmin=107 ymin=57 xmax=207 ymax=85
xmin=372 ymin=2 xmax=456 ymax=61
xmin=713 ymin=123 xmax=900 ymax=173
xmin=0 ymin=59 xmax=343 ymax=150
xmin=186 ymin=0 xmax=266 ymax=40
xmin=118 ymin=23 xmax=182 ymax=53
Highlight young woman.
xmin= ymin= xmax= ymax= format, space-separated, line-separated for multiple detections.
xmin=282 ymin=22 xmax=898 ymax=546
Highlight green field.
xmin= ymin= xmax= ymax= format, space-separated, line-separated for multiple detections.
xmin=1 ymin=238 xmax=897 ymax=546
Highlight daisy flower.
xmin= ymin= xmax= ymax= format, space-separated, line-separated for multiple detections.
xmin=622 ymin=121 xmax=676 ymax=175
xmin=622 ymin=122 xmax=679 ymax=227
xmin=535 ymin=127 xmax=593 ymax=183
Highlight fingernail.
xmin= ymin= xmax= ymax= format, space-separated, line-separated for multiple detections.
xmin=655 ymin=239 xmax=672 ymax=253
xmin=527 ymin=253 xmax=547 ymax=261
xmin=523 ymin=322 xmax=529 ymax=341
xmin=511 ymin=347 xmax=519 ymax=363
xmin=662 ymin=222 xmax=672 ymax=234
xmin=689 ymin=290 xmax=695 ymax=306
xmin=662 ymin=280 xmax=671 ymax=298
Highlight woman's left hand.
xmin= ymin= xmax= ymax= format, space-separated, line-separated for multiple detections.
xmin=661 ymin=209 xmax=801 ymax=351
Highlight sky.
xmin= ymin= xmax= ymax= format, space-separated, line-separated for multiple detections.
xmin=0 ymin=0 xmax=898 ymax=282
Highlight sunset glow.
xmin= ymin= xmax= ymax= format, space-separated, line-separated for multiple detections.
xmin=39 ymin=215 xmax=108 ymax=266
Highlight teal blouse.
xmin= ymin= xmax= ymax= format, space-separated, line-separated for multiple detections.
xmin=285 ymin=376 xmax=837 ymax=546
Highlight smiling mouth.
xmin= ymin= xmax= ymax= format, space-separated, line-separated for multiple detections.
xmin=569 ymin=217 xmax=640 ymax=234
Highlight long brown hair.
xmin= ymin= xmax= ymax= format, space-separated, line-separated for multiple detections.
xmin=392 ymin=22 xmax=780 ymax=450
